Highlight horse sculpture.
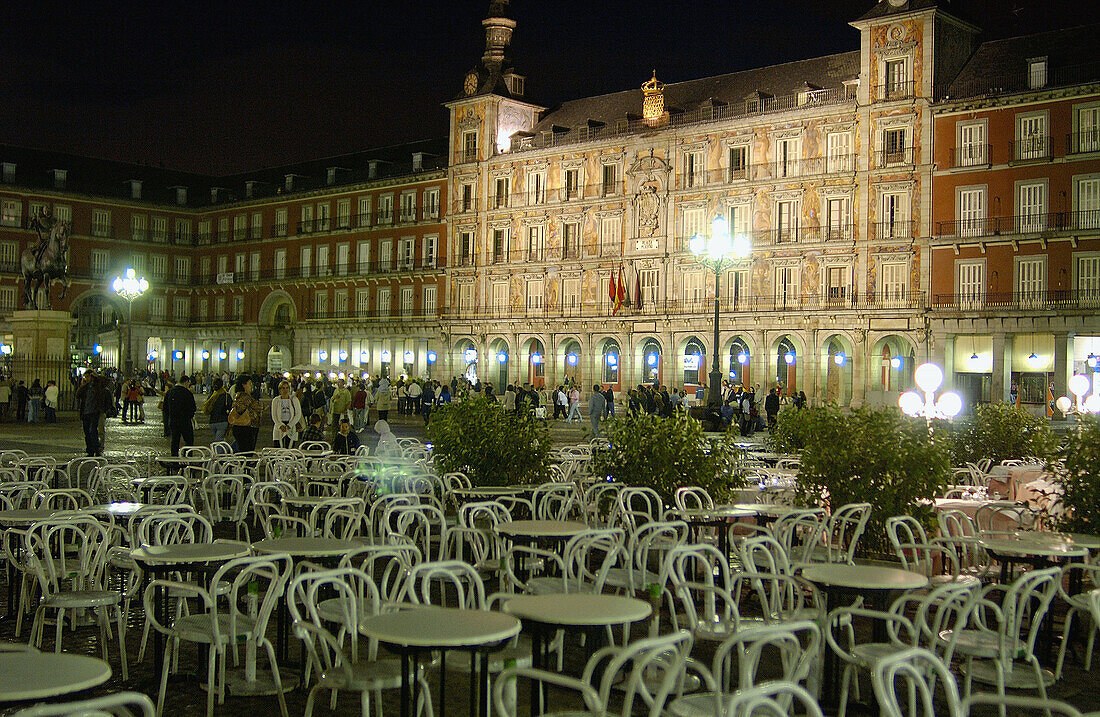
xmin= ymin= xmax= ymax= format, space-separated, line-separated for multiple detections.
xmin=21 ymin=212 xmax=70 ymax=310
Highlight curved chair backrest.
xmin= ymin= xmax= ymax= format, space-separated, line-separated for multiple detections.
xmin=674 ymin=486 xmax=714 ymax=511
xmin=405 ymin=560 xmax=486 ymax=609
xmin=739 ymin=534 xmax=792 ymax=576
xmin=870 ymin=647 xmax=962 ymax=717
xmin=12 ymin=691 xmax=156 ymax=717
xmin=827 ymin=502 xmax=871 ymax=564
xmin=25 ymin=517 xmax=112 ymax=597
xmin=713 ymin=620 xmax=822 ymax=696
xmin=588 ymin=630 xmax=694 ymax=717
xmin=138 ymin=511 xmax=213 ymax=545
xmin=771 ymin=509 xmax=825 ymax=566
xmin=31 ymin=488 xmax=93 ymax=511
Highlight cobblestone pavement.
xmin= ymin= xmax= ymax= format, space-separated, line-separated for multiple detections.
xmin=2 ymin=397 xmax=1098 ymax=714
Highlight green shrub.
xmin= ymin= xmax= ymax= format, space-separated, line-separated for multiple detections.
xmin=1053 ymin=417 xmax=1100 ymax=535
xmin=427 ymin=396 xmax=551 ymax=486
xmin=591 ymin=412 xmax=744 ymax=503
xmin=767 ymin=405 xmax=827 ymax=453
xmin=793 ymin=406 xmax=951 ymax=557
xmin=949 ymin=402 xmax=1059 ymax=466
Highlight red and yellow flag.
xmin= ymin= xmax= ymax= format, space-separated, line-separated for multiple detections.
xmin=613 ymin=267 xmax=626 ymax=314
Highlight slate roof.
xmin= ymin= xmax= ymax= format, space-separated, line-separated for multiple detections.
xmin=532 ymin=51 xmax=860 ymax=136
xmin=0 ymin=138 xmax=447 ymax=208
xmin=943 ymin=23 xmax=1100 ymax=99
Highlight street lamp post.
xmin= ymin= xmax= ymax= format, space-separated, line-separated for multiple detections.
xmin=689 ymin=216 xmax=752 ymax=407
xmin=899 ymin=363 xmax=963 ymax=425
xmin=111 ymin=267 xmax=149 ymax=376
xmin=1055 ymin=374 xmax=1100 ymax=432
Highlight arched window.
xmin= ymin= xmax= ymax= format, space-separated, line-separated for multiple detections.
xmin=641 ymin=339 xmax=662 ymax=384
xmin=729 ymin=338 xmax=750 ymax=385
xmin=683 ymin=337 xmax=704 ymax=385
xmin=776 ymin=337 xmax=796 ymax=385
xmin=602 ymin=340 xmax=620 ymax=385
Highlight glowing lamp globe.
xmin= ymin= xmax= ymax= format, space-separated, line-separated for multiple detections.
xmin=1085 ymin=395 xmax=1100 ymax=413
xmin=1069 ymin=374 xmax=1091 ymax=398
xmin=360 ymin=351 xmax=369 ymax=362
xmin=338 ymin=350 xmax=348 ymax=362
xmin=318 ymin=350 xmax=328 ymax=361
xmin=404 ymin=351 xmax=414 ymax=363
xmin=710 ymin=232 xmax=732 ymax=259
xmin=732 ymin=233 xmax=752 ymax=258
xmin=235 ymin=350 xmax=244 ymax=361
xmin=464 ymin=349 xmax=478 ymax=363
xmin=381 ymin=350 xmax=391 ymax=362
xmin=646 ymin=352 xmax=658 ymax=367
xmin=1027 ymin=352 xmax=1043 ymax=369
xmin=93 ymin=344 xmax=103 ymax=355
xmin=890 ymin=356 xmax=902 ymax=370
xmin=898 ymin=391 xmax=923 ymax=416
xmin=1056 ymin=396 xmax=1073 ymax=414
xmin=935 ymin=391 xmax=963 ymax=418
xmin=606 ymin=353 xmax=618 ymax=367
xmin=218 ymin=350 xmax=227 ymax=360
xmin=531 ymin=352 xmax=542 ymax=365
xmin=914 ymin=363 xmax=944 ymax=393
xmin=834 ymin=352 xmax=846 ymax=366
xmin=426 ymin=351 xmax=437 ymax=364
xmin=737 ymin=351 xmax=749 ymax=365
xmin=1088 ymin=354 xmax=1099 ymax=370
xmin=688 ymin=235 xmax=705 ymax=256
xmin=710 ymin=216 xmax=729 ymax=238
xmin=784 ymin=351 xmax=795 ymax=365
xmin=566 ymin=352 xmax=578 ymax=367
xmin=201 ymin=349 xmax=210 ymax=360
xmin=497 ymin=352 xmax=508 ymax=364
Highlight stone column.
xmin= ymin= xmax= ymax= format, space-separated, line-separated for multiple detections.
xmin=1053 ymin=332 xmax=1073 ymax=418
xmin=990 ymin=332 xmax=1009 ymax=404
xmin=942 ymin=334 xmax=956 ymax=390
xmin=850 ymin=334 xmax=868 ymax=410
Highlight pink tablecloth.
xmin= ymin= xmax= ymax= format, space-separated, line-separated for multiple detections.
xmin=987 ymin=465 xmax=1045 ymax=500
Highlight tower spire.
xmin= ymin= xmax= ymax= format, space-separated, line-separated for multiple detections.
xmin=482 ymin=1 xmax=515 ymax=66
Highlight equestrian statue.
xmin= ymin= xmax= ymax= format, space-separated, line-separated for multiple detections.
xmin=21 ymin=206 xmax=70 ymax=310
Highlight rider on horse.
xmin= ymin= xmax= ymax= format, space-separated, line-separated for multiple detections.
xmin=30 ymin=207 xmax=54 ymax=266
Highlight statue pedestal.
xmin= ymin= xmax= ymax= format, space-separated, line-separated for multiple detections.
xmin=10 ymin=310 xmax=74 ymax=362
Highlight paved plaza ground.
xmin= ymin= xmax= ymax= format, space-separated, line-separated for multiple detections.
xmin=2 ymin=396 xmax=1099 ymax=714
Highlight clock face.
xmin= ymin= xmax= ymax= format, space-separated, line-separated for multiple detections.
xmin=464 ymin=73 xmax=478 ymax=95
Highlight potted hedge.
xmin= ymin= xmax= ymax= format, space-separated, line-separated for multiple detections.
xmin=427 ymin=395 xmax=551 ymax=486
xmin=789 ymin=406 xmax=951 ymax=557
xmin=1052 ymin=417 xmax=1100 ymax=534
xmin=945 ymin=402 xmax=1059 ymax=466
xmin=590 ymin=412 xmax=743 ymax=503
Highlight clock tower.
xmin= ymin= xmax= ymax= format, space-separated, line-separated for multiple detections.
xmin=445 ymin=1 xmax=544 ymax=166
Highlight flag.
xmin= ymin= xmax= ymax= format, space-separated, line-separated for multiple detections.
xmin=608 ymin=270 xmax=616 ymax=312
xmin=612 ymin=267 xmax=625 ymax=314
xmin=634 ymin=264 xmax=643 ymax=309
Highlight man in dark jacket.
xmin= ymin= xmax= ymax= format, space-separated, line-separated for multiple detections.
xmin=164 ymin=374 xmax=197 ymax=457
xmin=764 ymin=387 xmax=781 ymax=430
xmin=14 ymin=380 xmax=27 ymax=422
xmin=75 ymin=373 xmax=105 ymax=456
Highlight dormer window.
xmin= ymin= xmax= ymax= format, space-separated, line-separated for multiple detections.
xmin=174 ymin=187 xmax=187 ymax=206
xmin=2 ymin=163 xmax=14 ymax=183
xmin=285 ymin=174 xmax=295 ymax=191
xmin=503 ymin=73 xmax=525 ymax=96
xmin=327 ymin=167 xmax=339 ymax=185
xmin=129 ymin=180 xmax=142 ymax=199
xmin=1028 ymin=57 xmax=1047 ymax=89
xmin=412 ymin=152 xmax=425 ymax=172
xmin=52 ymin=169 xmax=67 ymax=190
xmin=210 ymin=187 xmax=221 ymax=203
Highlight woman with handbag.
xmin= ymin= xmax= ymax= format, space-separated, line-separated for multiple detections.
xmin=270 ymin=380 xmax=302 ymax=449
xmin=202 ymin=378 xmax=231 ymax=443
xmin=228 ymin=377 xmax=263 ymax=452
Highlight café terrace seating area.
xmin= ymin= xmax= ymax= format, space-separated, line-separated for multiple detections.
xmin=0 ymin=439 xmax=1097 ymax=716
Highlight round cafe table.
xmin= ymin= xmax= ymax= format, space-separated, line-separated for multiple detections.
xmin=496 ymin=519 xmax=587 ymax=541
xmin=361 ymin=606 xmax=521 ymax=717
xmin=666 ymin=506 xmax=755 ymax=559
xmin=0 ymin=651 xmax=111 ymax=702
xmin=504 ymin=593 xmax=652 ymax=717
xmin=800 ymin=564 xmax=928 ymax=710
xmin=131 ymin=541 xmax=253 ymax=675
xmin=86 ymin=501 xmax=149 ymax=519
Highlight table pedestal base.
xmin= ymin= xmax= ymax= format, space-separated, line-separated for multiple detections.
xmin=222 ymin=667 xmax=300 ymax=696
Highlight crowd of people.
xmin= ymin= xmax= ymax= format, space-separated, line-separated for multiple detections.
xmin=2 ymin=360 xmax=808 ymax=458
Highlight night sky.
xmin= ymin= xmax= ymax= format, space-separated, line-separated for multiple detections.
xmin=1 ymin=0 xmax=1090 ymax=175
